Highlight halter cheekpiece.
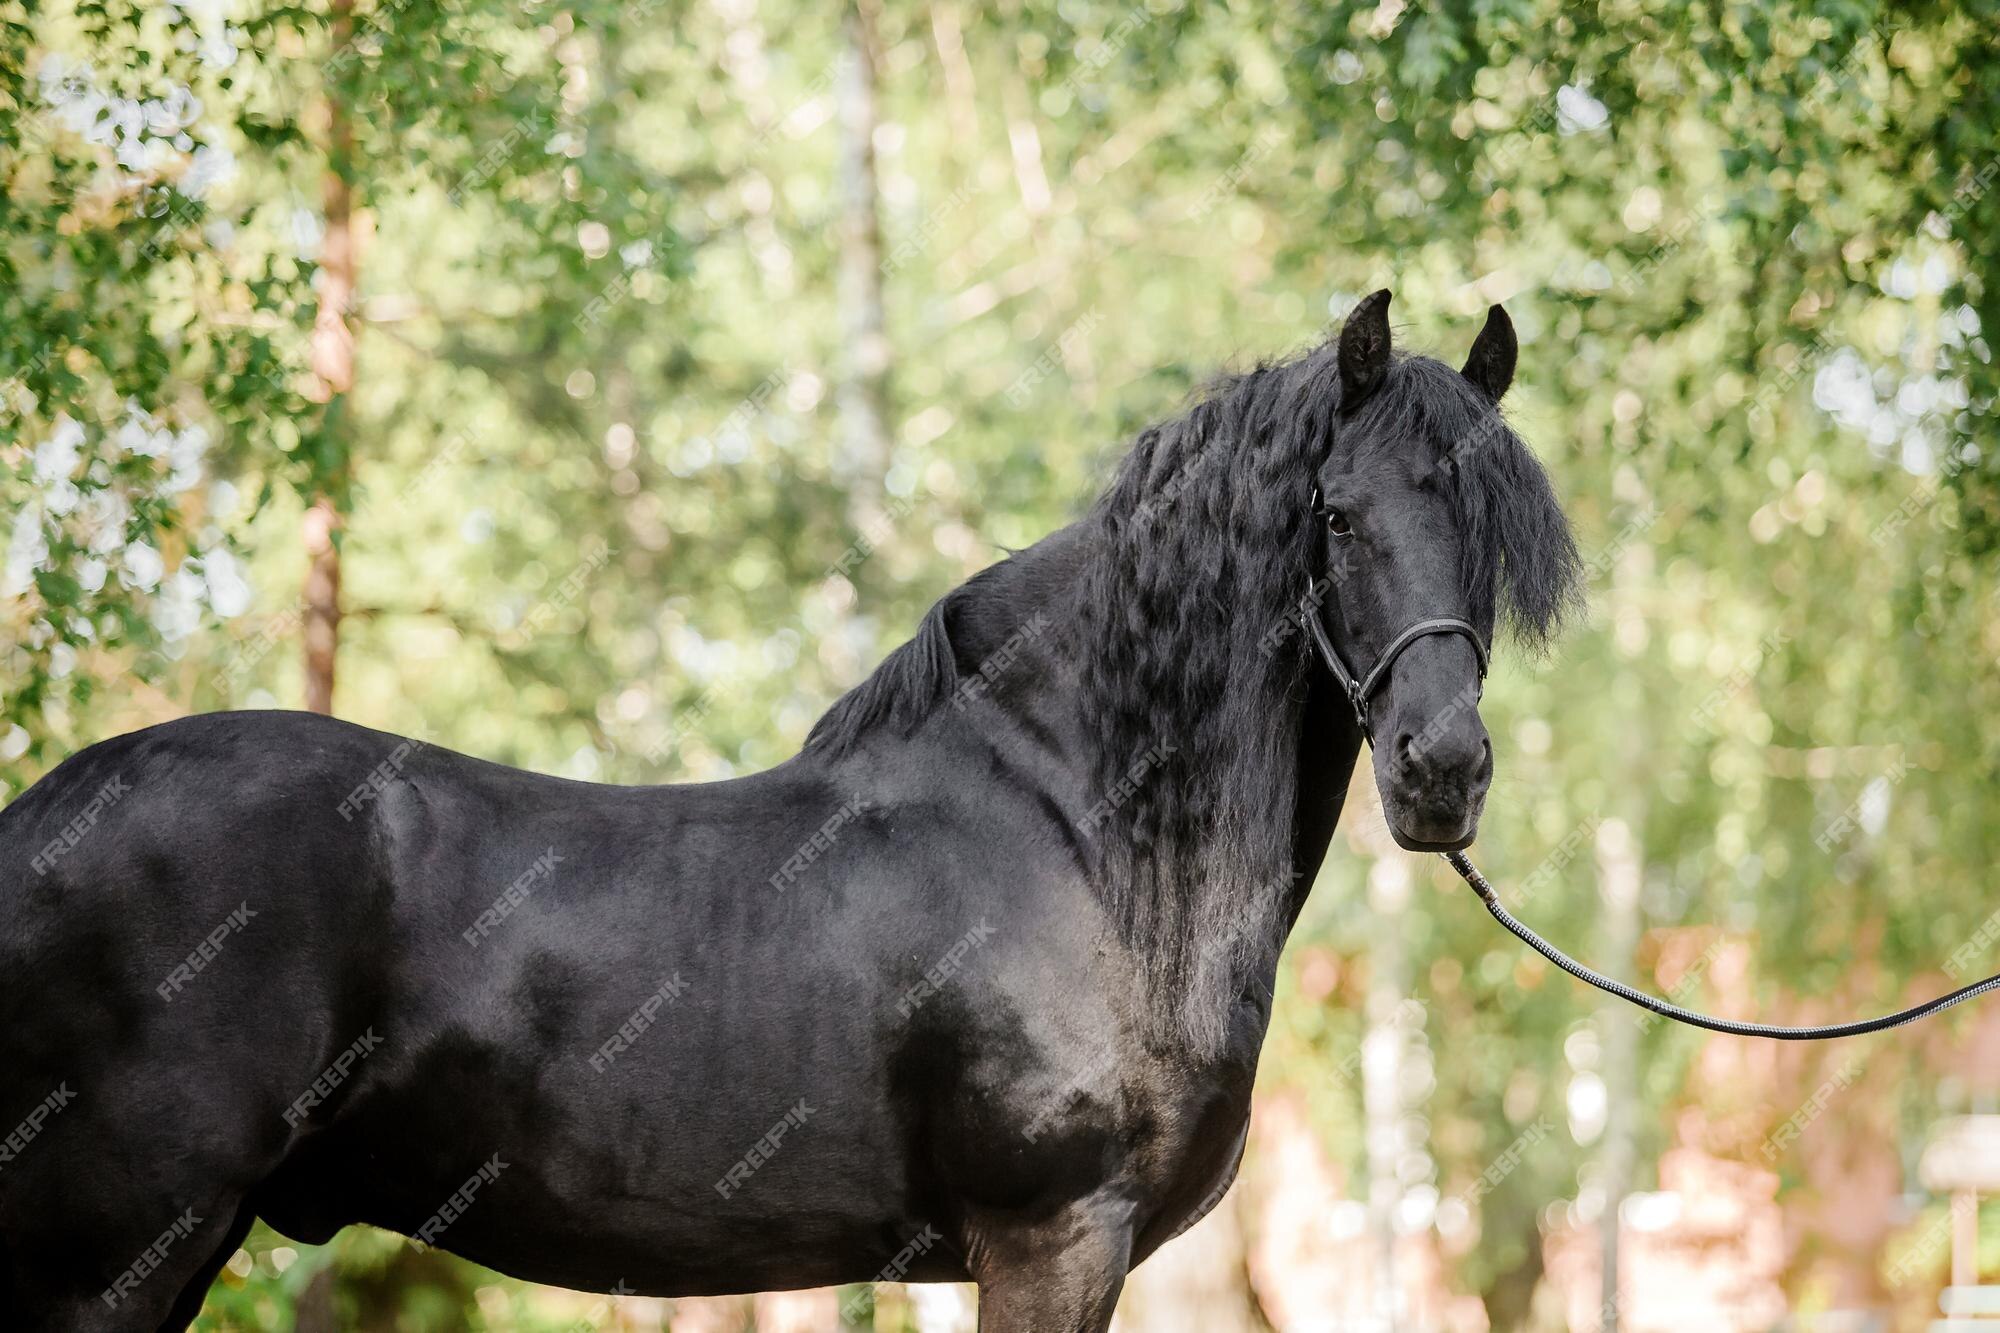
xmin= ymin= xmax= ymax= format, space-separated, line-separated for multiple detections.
xmin=1303 ymin=484 xmax=1489 ymax=737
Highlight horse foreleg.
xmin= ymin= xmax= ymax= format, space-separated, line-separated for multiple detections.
xmin=2 ymin=1191 xmax=252 ymax=1333
xmin=968 ymin=1192 xmax=1133 ymax=1333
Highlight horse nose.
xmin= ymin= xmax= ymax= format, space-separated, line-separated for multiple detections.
xmin=1392 ymin=721 xmax=1492 ymax=787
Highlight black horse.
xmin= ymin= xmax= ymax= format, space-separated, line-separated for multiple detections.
xmin=0 ymin=290 xmax=1580 ymax=1330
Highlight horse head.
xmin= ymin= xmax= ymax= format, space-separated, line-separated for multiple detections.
xmin=1310 ymin=290 xmax=1580 ymax=851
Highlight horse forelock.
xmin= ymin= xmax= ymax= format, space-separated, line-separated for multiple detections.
xmin=1352 ymin=354 xmax=1584 ymax=650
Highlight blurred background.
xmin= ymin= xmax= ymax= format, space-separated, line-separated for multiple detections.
xmin=4 ymin=0 xmax=2000 ymax=1328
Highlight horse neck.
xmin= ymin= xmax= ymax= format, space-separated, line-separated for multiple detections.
xmin=1286 ymin=674 xmax=1364 ymax=932
xmin=969 ymin=522 xmax=1360 ymax=1056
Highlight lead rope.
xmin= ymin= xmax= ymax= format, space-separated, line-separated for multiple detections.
xmin=1442 ymin=850 xmax=2000 ymax=1039
xmin=1293 ymin=497 xmax=2000 ymax=1038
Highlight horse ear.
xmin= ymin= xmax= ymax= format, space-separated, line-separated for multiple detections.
xmin=1338 ymin=289 xmax=1392 ymax=410
xmin=1461 ymin=304 xmax=1516 ymax=402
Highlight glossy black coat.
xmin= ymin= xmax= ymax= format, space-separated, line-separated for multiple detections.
xmin=1 ymin=296 xmax=1577 ymax=1330
xmin=0 ymin=621 xmax=1357 ymax=1332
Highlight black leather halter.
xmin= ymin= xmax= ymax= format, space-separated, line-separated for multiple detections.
xmin=1303 ymin=486 xmax=1488 ymax=738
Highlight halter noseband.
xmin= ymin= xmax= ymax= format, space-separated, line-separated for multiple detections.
xmin=1303 ymin=486 xmax=1488 ymax=737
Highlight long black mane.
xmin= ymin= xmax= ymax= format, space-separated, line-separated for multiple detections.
xmin=809 ymin=338 xmax=1581 ymax=1051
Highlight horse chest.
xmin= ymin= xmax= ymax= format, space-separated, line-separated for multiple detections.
xmin=1122 ymin=1059 xmax=1260 ymax=1258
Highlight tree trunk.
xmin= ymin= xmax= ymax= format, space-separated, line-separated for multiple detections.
xmin=304 ymin=0 xmax=357 ymax=716
xmin=1363 ymin=854 xmax=1415 ymax=1331
xmin=834 ymin=0 xmax=891 ymax=528
xmin=301 ymin=496 xmax=341 ymax=716
xmin=1593 ymin=521 xmax=1653 ymax=1332
xmin=1595 ymin=816 xmax=1642 ymax=1332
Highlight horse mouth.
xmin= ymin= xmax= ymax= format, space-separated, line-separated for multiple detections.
xmin=1384 ymin=805 xmax=1480 ymax=853
xmin=1389 ymin=825 xmax=1477 ymax=853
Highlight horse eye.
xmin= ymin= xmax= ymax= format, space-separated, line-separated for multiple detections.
xmin=1324 ymin=509 xmax=1353 ymax=539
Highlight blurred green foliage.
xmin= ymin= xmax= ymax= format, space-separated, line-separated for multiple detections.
xmin=5 ymin=0 xmax=2000 ymax=1326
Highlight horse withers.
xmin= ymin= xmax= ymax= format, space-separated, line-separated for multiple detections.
xmin=0 ymin=290 xmax=1578 ymax=1330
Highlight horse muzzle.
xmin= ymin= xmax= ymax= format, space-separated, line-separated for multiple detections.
xmin=1374 ymin=710 xmax=1492 ymax=852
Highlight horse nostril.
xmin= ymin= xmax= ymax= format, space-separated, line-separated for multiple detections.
xmin=1392 ymin=727 xmax=1487 ymax=784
